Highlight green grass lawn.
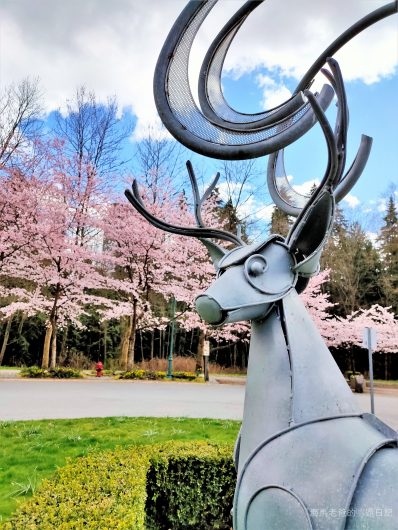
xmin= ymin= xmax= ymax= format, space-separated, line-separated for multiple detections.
xmin=0 ymin=416 xmax=240 ymax=523
xmin=373 ymin=379 xmax=398 ymax=387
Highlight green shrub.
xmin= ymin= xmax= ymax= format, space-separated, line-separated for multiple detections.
xmin=48 ymin=367 xmax=82 ymax=379
xmin=3 ymin=441 xmax=235 ymax=529
xmin=172 ymin=370 xmax=197 ymax=381
xmin=117 ymin=369 xmax=197 ymax=381
xmin=146 ymin=442 xmax=235 ymax=529
xmin=117 ymin=369 xmax=162 ymax=380
xmin=20 ymin=366 xmax=82 ymax=379
xmin=20 ymin=366 xmax=47 ymax=378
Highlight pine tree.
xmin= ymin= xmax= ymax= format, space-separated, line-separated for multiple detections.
xmin=269 ymin=206 xmax=291 ymax=238
xmin=378 ymin=196 xmax=398 ymax=313
xmin=322 ymin=211 xmax=384 ymax=317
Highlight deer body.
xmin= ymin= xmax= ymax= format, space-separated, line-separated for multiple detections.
xmin=126 ymin=3 xmax=398 ymax=527
xmin=231 ymin=290 xmax=398 ymax=529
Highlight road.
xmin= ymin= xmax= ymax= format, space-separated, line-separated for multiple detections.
xmin=0 ymin=379 xmax=397 ymax=430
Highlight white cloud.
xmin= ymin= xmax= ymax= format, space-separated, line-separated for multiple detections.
xmin=292 ymin=179 xmax=320 ymax=196
xmin=222 ymin=0 xmax=397 ymax=84
xmin=254 ymin=204 xmax=276 ymax=224
xmin=0 ymin=0 xmax=396 ymax=140
xmin=366 ymin=231 xmax=378 ymax=246
xmin=343 ymin=194 xmax=360 ymax=208
xmin=256 ymin=74 xmax=292 ymax=109
xmin=377 ymin=198 xmax=387 ymax=212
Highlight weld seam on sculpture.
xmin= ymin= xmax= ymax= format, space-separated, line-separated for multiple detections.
xmin=344 ymin=438 xmax=398 ymax=517
xmin=235 ymin=414 xmax=371 ymax=485
xmin=243 ymin=485 xmax=314 ymax=528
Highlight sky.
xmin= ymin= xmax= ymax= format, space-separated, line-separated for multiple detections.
xmin=1 ymin=0 xmax=397 ymax=235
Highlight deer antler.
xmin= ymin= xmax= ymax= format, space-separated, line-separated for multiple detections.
xmin=124 ymin=161 xmax=245 ymax=248
xmin=265 ymin=59 xmax=373 ymax=279
xmin=267 ymin=58 xmax=372 ymax=218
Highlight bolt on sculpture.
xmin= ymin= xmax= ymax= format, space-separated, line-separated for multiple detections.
xmin=126 ymin=1 xmax=398 ymax=528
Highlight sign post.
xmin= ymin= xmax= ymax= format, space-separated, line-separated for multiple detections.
xmin=363 ymin=327 xmax=377 ymax=414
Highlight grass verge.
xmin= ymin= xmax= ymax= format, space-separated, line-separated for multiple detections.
xmin=373 ymin=379 xmax=398 ymax=387
xmin=0 ymin=416 xmax=239 ymax=523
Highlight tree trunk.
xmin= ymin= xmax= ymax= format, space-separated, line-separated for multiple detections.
xmin=160 ymin=329 xmax=164 ymax=359
xmin=189 ymin=329 xmax=194 ymax=354
xmin=42 ymin=322 xmax=52 ymax=368
xmin=127 ymin=302 xmax=138 ymax=370
xmin=196 ymin=328 xmax=205 ymax=374
xmin=150 ymin=330 xmax=154 ymax=360
xmin=17 ymin=312 xmax=26 ymax=335
xmin=384 ymin=353 xmax=389 ymax=381
xmin=42 ymin=288 xmax=60 ymax=369
xmin=103 ymin=321 xmax=107 ymax=367
xmin=139 ymin=330 xmax=143 ymax=362
xmin=120 ymin=315 xmax=133 ymax=371
xmin=0 ymin=314 xmax=13 ymax=365
xmin=233 ymin=343 xmax=237 ymax=368
xmin=50 ymin=318 xmax=57 ymax=368
xmin=60 ymin=325 xmax=68 ymax=363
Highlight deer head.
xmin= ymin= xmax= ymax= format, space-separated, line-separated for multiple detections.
xmin=125 ymin=60 xmax=372 ymax=327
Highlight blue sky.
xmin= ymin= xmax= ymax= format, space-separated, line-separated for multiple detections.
xmin=1 ymin=0 xmax=397 ymax=233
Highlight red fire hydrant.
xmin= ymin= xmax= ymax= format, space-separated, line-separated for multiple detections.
xmin=95 ymin=361 xmax=104 ymax=377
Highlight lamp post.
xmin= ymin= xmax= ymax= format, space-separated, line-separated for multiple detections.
xmin=203 ymin=340 xmax=210 ymax=382
xmin=363 ymin=326 xmax=377 ymax=414
xmin=167 ymin=296 xmax=176 ymax=379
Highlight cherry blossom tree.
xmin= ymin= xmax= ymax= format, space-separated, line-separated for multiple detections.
xmin=300 ymin=269 xmax=341 ymax=347
xmin=101 ymin=178 xmax=211 ymax=370
xmin=0 ymin=140 xmax=112 ymax=367
xmin=338 ymin=305 xmax=398 ymax=353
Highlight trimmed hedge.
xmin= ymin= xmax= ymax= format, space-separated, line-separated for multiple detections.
xmin=117 ymin=370 xmax=197 ymax=381
xmin=20 ymin=366 xmax=82 ymax=379
xmin=3 ymin=441 xmax=235 ymax=529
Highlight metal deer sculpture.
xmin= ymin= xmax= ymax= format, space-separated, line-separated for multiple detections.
xmin=126 ymin=1 xmax=398 ymax=528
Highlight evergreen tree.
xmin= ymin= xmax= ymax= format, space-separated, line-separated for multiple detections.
xmin=269 ymin=206 xmax=291 ymax=238
xmin=322 ymin=210 xmax=384 ymax=317
xmin=378 ymin=196 xmax=398 ymax=313
xmin=218 ymin=198 xmax=248 ymax=241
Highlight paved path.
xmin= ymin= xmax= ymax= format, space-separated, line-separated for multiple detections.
xmin=0 ymin=379 xmax=397 ymax=430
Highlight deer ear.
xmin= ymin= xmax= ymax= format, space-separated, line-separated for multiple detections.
xmin=287 ymin=190 xmax=335 ymax=277
xmin=199 ymin=239 xmax=226 ymax=269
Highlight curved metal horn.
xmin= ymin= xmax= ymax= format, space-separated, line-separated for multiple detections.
xmin=267 ymin=59 xmax=372 ymax=217
xmin=198 ymin=1 xmax=305 ymax=131
xmin=153 ymin=0 xmax=334 ymax=160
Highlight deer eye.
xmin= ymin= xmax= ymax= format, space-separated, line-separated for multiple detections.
xmin=216 ymin=268 xmax=225 ymax=278
xmin=246 ymin=255 xmax=268 ymax=277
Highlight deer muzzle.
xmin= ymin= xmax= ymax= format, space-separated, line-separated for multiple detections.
xmin=195 ymin=295 xmax=226 ymax=325
xmin=195 ymin=292 xmax=273 ymax=326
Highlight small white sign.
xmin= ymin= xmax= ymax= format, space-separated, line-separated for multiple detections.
xmin=363 ymin=327 xmax=377 ymax=350
xmin=203 ymin=340 xmax=210 ymax=357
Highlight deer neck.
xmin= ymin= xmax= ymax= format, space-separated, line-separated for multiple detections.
xmin=238 ymin=289 xmax=360 ymax=469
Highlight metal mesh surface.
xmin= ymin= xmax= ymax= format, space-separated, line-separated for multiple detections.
xmin=204 ymin=24 xmax=279 ymax=123
xmin=167 ymin=0 xmax=310 ymax=146
xmin=273 ymin=151 xmax=309 ymax=210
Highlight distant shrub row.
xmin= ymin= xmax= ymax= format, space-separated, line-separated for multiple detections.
xmin=20 ymin=366 xmax=198 ymax=381
xmin=4 ymin=441 xmax=235 ymax=529
xmin=116 ymin=369 xmax=197 ymax=381
xmin=20 ymin=366 xmax=82 ymax=379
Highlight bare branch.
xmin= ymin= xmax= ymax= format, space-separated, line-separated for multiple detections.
xmin=0 ymin=78 xmax=43 ymax=167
